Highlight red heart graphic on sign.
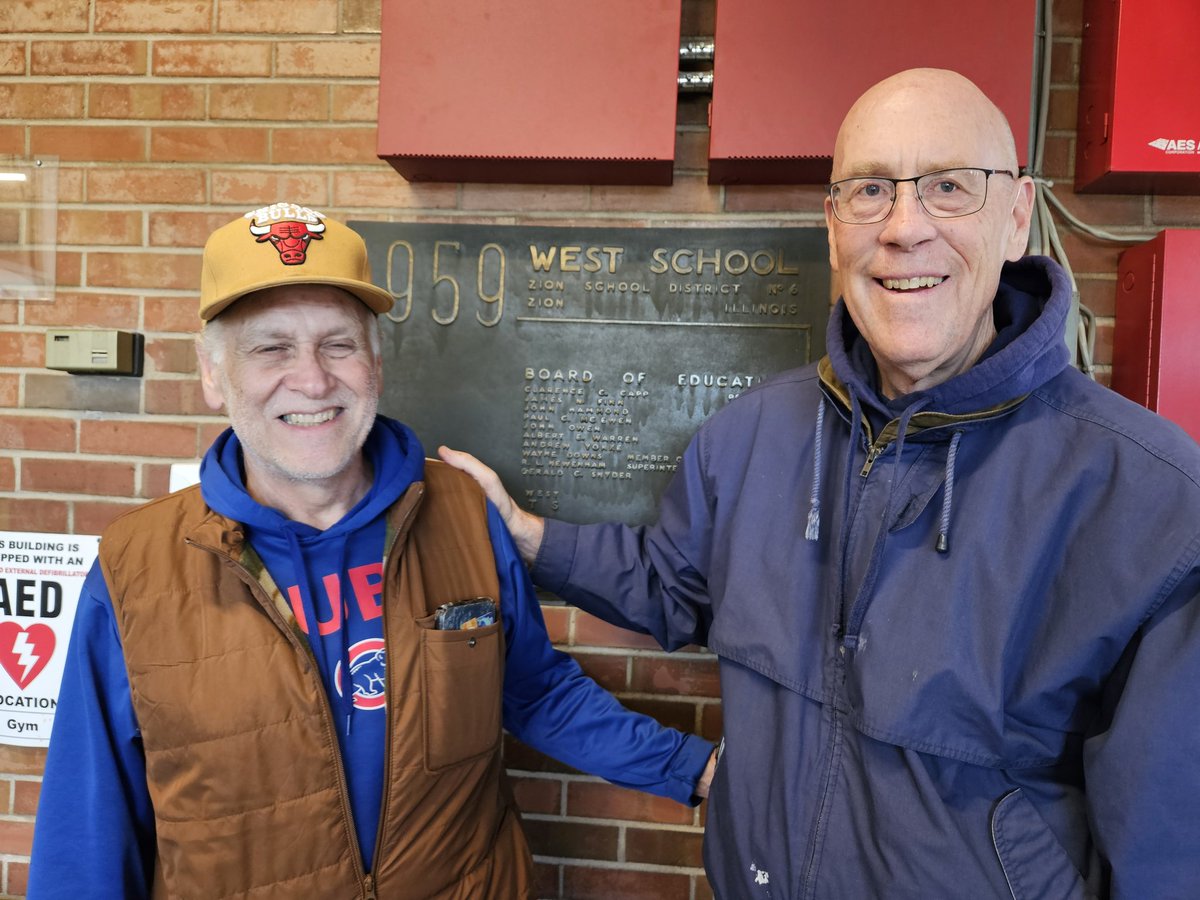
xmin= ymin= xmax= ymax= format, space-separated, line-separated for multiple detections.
xmin=0 ymin=622 xmax=56 ymax=690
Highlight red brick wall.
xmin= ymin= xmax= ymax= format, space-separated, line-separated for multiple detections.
xmin=0 ymin=0 xmax=1197 ymax=897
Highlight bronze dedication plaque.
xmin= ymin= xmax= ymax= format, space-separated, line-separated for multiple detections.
xmin=354 ymin=223 xmax=830 ymax=525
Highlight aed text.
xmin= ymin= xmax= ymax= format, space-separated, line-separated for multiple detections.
xmin=0 ymin=579 xmax=63 ymax=617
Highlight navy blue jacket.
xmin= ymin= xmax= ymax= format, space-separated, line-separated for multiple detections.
xmin=535 ymin=257 xmax=1200 ymax=899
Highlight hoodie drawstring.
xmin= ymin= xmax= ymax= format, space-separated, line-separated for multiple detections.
xmin=805 ymin=398 xmax=826 ymax=541
xmin=882 ymin=396 xmax=932 ymax=552
xmin=936 ymin=430 xmax=963 ymax=553
xmin=829 ymin=390 xmax=963 ymax=554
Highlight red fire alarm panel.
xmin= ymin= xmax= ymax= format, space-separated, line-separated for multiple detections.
xmin=1076 ymin=0 xmax=1200 ymax=193
xmin=1111 ymin=229 xmax=1200 ymax=442
xmin=377 ymin=0 xmax=682 ymax=185
xmin=707 ymin=0 xmax=1037 ymax=184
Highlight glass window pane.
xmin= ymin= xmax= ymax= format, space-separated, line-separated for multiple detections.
xmin=0 ymin=157 xmax=58 ymax=303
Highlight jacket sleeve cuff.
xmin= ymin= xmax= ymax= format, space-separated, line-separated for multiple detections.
xmin=671 ymin=734 xmax=718 ymax=807
xmin=531 ymin=516 xmax=578 ymax=594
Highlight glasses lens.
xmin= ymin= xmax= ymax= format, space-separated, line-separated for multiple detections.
xmin=831 ymin=178 xmax=895 ymax=224
xmin=916 ymin=169 xmax=988 ymax=217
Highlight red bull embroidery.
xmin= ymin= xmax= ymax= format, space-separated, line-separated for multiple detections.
xmin=243 ymin=203 xmax=327 ymax=266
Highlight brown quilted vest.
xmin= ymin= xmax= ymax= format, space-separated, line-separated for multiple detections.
xmin=100 ymin=460 xmax=533 ymax=899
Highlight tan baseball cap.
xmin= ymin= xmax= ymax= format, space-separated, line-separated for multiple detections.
xmin=198 ymin=202 xmax=394 ymax=321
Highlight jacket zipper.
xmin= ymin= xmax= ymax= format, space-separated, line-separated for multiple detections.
xmin=801 ymin=640 xmax=848 ymax=899
xmin=859 ymin=441 xmax=884 ymax=476
xmin=187 ymin=540 xmax=371 ymax=895
xmin=852 ymin=396 xmax=1026 ymax=480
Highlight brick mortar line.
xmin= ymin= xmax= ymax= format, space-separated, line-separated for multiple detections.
xmin=524 ymin=814 xmax=704 ymax=835
xmin=559 ymin=646 xmax=715 ymax=660
xmin=0 ymin=411 xmax=211 ymax=424
xmin=529 ymin=855 xmax=706 ymax=876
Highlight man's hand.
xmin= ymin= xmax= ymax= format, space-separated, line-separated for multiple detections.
xmin=694 ymin=747 xmax=718 ymax=800
xmin=437 ymin=446 xmax=546 ymax=564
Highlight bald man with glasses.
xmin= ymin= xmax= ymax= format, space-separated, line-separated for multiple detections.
xmin=444 ymin=69 xmax=1200 ymax=898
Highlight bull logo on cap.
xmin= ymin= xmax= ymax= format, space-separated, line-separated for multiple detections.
xmin=244 ymin=203 xmax=327 ymax=266
xmin=248 ymin=218 xmax=325 ymax=266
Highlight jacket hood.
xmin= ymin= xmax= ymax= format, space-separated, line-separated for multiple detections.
xmin=811 ymin=256 xmax=1073 ymax=553
xmin=200 ymin=414 xmax=424 ymax=536
xmin=826 ymin=255 xmax=1072 ymax=420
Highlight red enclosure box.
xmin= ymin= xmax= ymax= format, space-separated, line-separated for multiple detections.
xmin=1076 ymin=0 xmax=1200 ymax=193
xmin=377 ymin=0 xmax=683 ymax=185
xmin=1112 ymin=229 xmax=1200 ymax=442
xmin=707 ymin=0 xmax=1037 ymax=184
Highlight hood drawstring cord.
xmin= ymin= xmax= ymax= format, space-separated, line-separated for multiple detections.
xmin=936 ymin=430 xmax=964 ymax=553
xmin=825 ymin=376 xmax=968 ymax=555
xmin=886 ymin=396 xmax=931 ymax=518
xmin=805 ymin=398 xmax=826 ymax=542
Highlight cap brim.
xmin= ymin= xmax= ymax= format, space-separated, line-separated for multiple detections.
xmin=202 ymin=275 xmax=394 ymax=321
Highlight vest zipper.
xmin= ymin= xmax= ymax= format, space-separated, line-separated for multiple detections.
xmin=187 ymin=542 xmax=371 ymax=891
xmin=363 ymin=873 xmax=377 ymax=900
xmin=367 ymin=498 xmax=420 ymax=884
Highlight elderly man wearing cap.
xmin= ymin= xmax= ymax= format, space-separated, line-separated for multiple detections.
xmin=28 ymin=203 xmax=715 ymax=899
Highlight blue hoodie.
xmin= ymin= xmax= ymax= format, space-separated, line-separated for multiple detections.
xmin=29 ymin=416 xmax=713 ymax=896
xmin=532 ymin=257 xmax=1200 ymax=898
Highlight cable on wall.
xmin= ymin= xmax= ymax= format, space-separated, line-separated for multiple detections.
xmin=1025 ymin=0 xmax=1154 ymax=378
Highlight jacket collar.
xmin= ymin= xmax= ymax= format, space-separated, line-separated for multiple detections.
xmin=820 ymin=255 xmax=1072 ymax=440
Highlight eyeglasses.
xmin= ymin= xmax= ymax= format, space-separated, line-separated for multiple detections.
xmin=827 ymin=167 xmax=1016 ymax=225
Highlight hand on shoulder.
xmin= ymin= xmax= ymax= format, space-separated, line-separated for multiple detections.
xmin=437 ymin=446 xmax=546 ymax=563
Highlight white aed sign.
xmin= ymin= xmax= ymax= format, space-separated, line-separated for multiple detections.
xmin=0 ymin=531 xmax=99 ymax=747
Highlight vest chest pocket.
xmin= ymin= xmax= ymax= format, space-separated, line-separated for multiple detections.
xmin=419 ymin=616 xmax=503 ymax=772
